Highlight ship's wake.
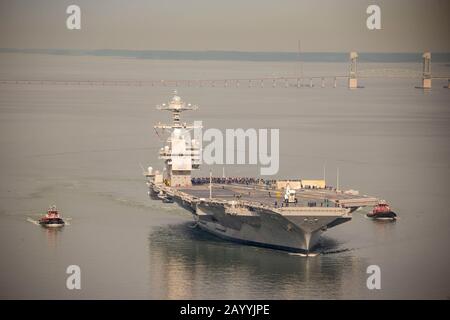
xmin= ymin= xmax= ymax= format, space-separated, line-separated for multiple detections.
xmin=26 ymin=218 xmax=40 ymax=225
xmin=26 ymin=217 xmax=71 ymax=226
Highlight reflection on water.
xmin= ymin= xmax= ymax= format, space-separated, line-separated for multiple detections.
xmin=40 ymin=227 xmax=64 ymax=249
xmin=148 ymin=223 xmax=368 ymax=299
xmin=370 ymin=218 xmax=398 ymax=244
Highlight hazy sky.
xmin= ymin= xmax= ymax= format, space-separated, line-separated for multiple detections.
xmin=0 ymin=0 xmax=449 ymax=52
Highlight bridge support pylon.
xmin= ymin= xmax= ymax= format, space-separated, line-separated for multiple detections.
xmin=348 ymin=51 xmax=359 ymax=89
xmin=422 ymin=52 xmax=432 ymax=89
xmin=416 ymin=52 xmax=432 ymax=89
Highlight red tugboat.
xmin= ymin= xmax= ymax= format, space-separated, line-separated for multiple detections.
xmin=39 ymin=205 xmax=65 ymax=228
xmin=367 ymin=200 xmax=397 ymax=220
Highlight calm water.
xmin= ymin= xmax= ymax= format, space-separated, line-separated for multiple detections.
xmin=0 ymin=53 xmax=449 ymax=299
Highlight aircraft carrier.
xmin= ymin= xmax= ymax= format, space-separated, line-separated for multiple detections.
xmin=145 ymin=92 xmax=380 ymax=254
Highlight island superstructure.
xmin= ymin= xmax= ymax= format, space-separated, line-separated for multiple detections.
xmin=145 ymin=91 xmax=380 ymax=254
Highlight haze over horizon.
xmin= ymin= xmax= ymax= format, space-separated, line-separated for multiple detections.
xmin=0 ymin=0 xmax=449 ymax=53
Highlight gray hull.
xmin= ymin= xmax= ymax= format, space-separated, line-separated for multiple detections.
xmin=175 ymin=197 xmax=350 ymax=253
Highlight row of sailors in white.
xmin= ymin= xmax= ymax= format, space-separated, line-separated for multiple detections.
xmin=191 ymin=176 xmax=276 ymax=186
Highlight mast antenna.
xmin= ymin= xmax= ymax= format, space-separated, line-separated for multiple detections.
xmin=209 ymin=170 xmax=212 ymax=199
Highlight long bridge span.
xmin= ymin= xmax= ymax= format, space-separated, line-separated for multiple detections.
xmin=1 ymin=74 xmax=449 ymax=89
xmin=1 ymin=52 xmax=449 ymax=89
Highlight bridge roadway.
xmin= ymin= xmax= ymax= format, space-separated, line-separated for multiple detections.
xmin=1 ymin=75 xmax=448 ymax=88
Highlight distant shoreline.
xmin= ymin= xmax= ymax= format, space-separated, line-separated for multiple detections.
xmin=1 ymin=48 xmax=450 ymax=63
